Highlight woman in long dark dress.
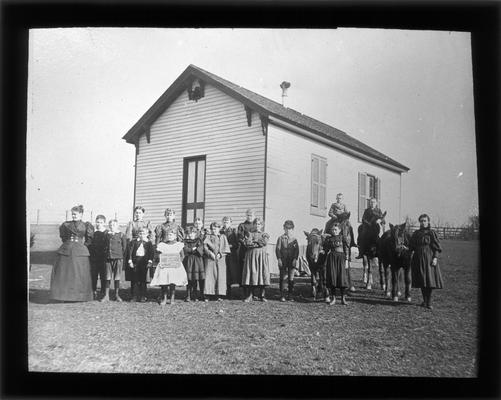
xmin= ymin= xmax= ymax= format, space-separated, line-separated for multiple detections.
xmin=49 ymin=205 xmax=94 ymax=302
xmin=409 ymin=213 xmax=443 ymax=309
xmin=323 ymin=223 xmax=349 ymax=305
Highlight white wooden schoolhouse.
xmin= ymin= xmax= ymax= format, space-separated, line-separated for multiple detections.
xmin=123 ymin=64 xmax=409 ymax=272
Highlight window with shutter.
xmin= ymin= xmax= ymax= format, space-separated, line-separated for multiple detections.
xmin=358 ymin=172 xmax=382 ymax=221
xmin=311 ymin=154 xmax=327 ymax=217
xmin=358 ymin=172 xmax=367 ymax=222
xmin=375 ymin=177 xmax=381 ymax=208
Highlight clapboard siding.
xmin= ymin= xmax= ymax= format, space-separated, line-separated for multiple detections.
xmin=265 ymin=123 xmax=402 ymax=272
xmin=134 ymin=84 xmax=265 ymax=226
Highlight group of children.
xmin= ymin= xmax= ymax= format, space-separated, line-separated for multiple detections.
xmin=87 ymin=206 xmax=349 ymax=305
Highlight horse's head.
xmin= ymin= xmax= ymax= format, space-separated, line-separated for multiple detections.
xmin=304 ymin=228 xmax=323 ymax=263
xmin=374 ymin=211 xmax=387 ymax=238
xmin=389 ymin=221 xmax=410 ymax=257
xmin=336 ymin=211 xmax=351 ymax=224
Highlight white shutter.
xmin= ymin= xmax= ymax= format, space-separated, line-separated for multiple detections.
xmin=311 ymin=157 xmax=319 ymax=207
xmin=358 ymin=172 xmax=367 ymax=222
xmin=375 ymin=177 xmax=381 ymax=208
xmin=319 ymin=158 xmax=327 ymax=210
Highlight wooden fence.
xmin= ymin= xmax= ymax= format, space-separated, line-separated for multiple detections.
xmin=407 ymin=225 xmax=479 ymax=241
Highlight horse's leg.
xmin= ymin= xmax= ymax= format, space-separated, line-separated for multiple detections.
xmin=385 ymin=263 xmax=392 ymax=298
xmin=311 ymin=268 xmax=317 ymax=300
xmin=397 ymin=264 xmax=405 ymax=297
xmin=404 ymin=264 xmax=412 ymax=302
xmin=347 ymin=261 xmax=355 ymax=292
xmin=362 ymin=256 xmax=368 ymax=285
xmin=378 ymin=258 xmax=385 ymax=291
xmin=366 ymin=257 xmax=373 ymax=289
xmin=391 ymin=266 xmax=399 ymax=301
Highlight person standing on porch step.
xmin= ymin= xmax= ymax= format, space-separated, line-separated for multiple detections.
xmin=49 ymin=204 xmax=94 ymax=302
xmin=155 ymin=208 xmax=184 ymax=245
xmin=101 ymin=219 xmax=127 ymax=302
xmin=409 ymin=213 xmax=443 ymax=310
xmin=241 ymin=217 xmax=270 ymax=302
xmin=275 ymin=220 xmax=299 ymax=302
xmin=221 ymin=216 xmax=239 ymax=299
xmin=203 ymin=222 xmax=231 ymax=301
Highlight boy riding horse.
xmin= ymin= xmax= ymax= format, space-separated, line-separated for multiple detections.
xmin=324 ymin=193 xmax=356 ymax=258
xmin=357 ymin=197 xmax=385 ymax=259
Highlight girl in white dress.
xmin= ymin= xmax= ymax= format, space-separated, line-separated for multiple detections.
xmin=150 ymin=230 xmax=187 ymax=305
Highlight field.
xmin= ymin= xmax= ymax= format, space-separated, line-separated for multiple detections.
xmin=28 ymin=224 xmax=478 ymax=376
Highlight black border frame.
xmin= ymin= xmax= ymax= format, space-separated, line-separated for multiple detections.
xmin=3 ymin=1 xmax=500 ymax=398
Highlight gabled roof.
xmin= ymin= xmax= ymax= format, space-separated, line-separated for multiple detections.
xmin=123 ymin=64 xmax=409 ymax=172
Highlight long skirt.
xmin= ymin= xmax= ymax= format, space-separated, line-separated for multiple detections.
xmin=242 ymin=247 xmax=270 ymax=287
xmin=204 ymin=256 xmax=227 ymax=295
xmin=325 ymin=251 xmax=348 ymax=289
xmin=411 ymin=246 xmax=444 ymax=289
xmin=184 ymin=255 xmax=205 ymax=281
xmin=50 ymin=254 xmax=93 ymax=301
xmin=226 ymin=250 xmax=241 ymax=285
xmin=150 ymin=265 xmax=188 ymax=287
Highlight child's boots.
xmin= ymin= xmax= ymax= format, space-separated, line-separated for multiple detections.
xmin=100 ymin=283 xmax=110 ymax=302
xmin=115 ymin=281 xmax=123 ymax=302
xmin=170 ymin=285 xmax=176 ymax=304
xmin=279 ymin=281 xmax=286 ymax=302
xmin=185 ymin=284 xmax=192 ymax=302
xmin=287 ymin=281 xmax=295 ymax=301
xmin=341 ymin=289 xmax=348 ymax=305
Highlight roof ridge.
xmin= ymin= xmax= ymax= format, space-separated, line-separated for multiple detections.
xmin=124 ymin=64 xmax=409 ymax=172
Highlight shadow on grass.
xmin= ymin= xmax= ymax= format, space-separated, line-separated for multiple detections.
xmin=28 ymin=288 xmax=51 ymax=304
xmin=346 ymin=294 xmax=415 ymax=307
xmin=30 ymin=251 xmax=57 ymax=266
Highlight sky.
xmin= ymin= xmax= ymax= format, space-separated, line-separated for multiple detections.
xmin=27 ymin=28 xmax=477 ymax=226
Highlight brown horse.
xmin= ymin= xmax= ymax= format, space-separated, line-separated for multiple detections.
xmin=324 ymin=212 xmax=356 ymax=255
xmin=378 ymin=222 xmax=412 ymax=301
xmin=304 ymin=229 xmax=327 ymax=300
xmin=357 ymin=211 xmax=387 ymax=289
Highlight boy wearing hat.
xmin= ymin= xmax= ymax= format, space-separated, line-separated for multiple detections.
xmin=275 ymin=220 xmax=300 ymax=302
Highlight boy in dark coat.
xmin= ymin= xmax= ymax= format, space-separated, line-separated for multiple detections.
xmin=126 ymin=227 xmax=154 ymax=302
xmin=275 ymin=220 xmax=300 ymax=302
xmin=88 ymin=215 xmax=107 ymax=299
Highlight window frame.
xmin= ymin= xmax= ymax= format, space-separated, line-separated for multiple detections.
xmin=182 ymin=155 xmax=207 ymax=228
xmin=358 ymin=172 xmax=381 ymax=222
xmin=310 ymin=154 xmax=328 ymax=217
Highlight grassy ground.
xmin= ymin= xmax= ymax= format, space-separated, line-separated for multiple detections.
xmin=28 ymin=225 xmax=478 ymax=376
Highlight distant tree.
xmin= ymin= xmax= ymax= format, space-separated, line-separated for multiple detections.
xmin=468 ymin=214 xmax=479 ymax=230
xmin=404 ymin=215 xmax=417 ymax=226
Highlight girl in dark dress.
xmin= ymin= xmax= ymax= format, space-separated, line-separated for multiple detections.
xmin=125 ymin=206 xmax=155 ymax=244
xmin=241 ymin=217 xmax=270 ymax=302
xmin=221 ymin=216 xmax=239 ymax=298
xmin=183 ymin=226 xmax=205 ymax=302
xmin=49 ymin=205 xmax=94 ymax=302
xmin=323 ymin=223 xmax=349 ymax=305
xmin=409 ymin=214 xmax=443 ymax=309
xmin=155 ymin=208 xmax=185 ymax=245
